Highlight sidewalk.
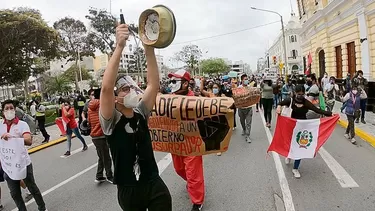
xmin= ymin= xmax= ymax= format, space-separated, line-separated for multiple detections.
xmin=333 ymin=101 xmax=375 ymax=148
xmin=27 ymin=120 xmax=76 ymax=154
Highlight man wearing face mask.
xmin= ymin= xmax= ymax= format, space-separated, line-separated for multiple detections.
xmin=0 ymin=100 xmax=47 ymax=211
xmin=324 ymin=76 xmax=339 ymax=112
xmin=238 ymin=74 xmax=255 ymax=143
xmin=321 ymin=72 xmax=329 ymax=89
xmin=167 ymin=69 xmax=204 ymax=211
xmin=99 ymin=23 xmax=171 ymax=211
xmin=352 ymin=70 xmax=368 ymax=124
xmin=305 ymin=74 xmax=321 ymax=119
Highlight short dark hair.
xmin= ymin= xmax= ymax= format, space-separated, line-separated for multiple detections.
xmin=88 ymin=89 xmax=95 ymax=96
xmin=241 ymin=74 xmax=248 ymax=81
xmin=1 ymin=99 xmax=15 ymax=111
xmin=306 ymin=74 xmax=316 ymax=82
xmin=295 ymin=84 xmax=306 ymax=93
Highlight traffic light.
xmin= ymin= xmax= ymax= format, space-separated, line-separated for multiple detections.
xmin=273 ymin=56 xmax=277 ymax=65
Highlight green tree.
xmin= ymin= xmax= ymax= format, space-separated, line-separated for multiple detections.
xmin=53 ymin=17 xmax=95 ymax=90
xmin=86 ymin=7 xmax=139 ymax=55
xmin=45 ymin=74 xmax=72 ymax=94
xmin=0 ymin=8 xmax=60 ymax=86
xmin=174 ymin=44 xmax=202 ymax=75
xmin=128 ymin=47 xmax=146 ymax=74
xmin=63 ymin=64 xmax=92 ymax=82
xmin=88 ymin=79 xmax=99 ymax=88
xmin=200 ymin=58 xmax=229 ymax=75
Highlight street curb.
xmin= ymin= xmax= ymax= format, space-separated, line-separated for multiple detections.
xmin=337 ymin=119 xmax=375 ymax=148
xmin=28 ymin=135 xmax=76 ymax=154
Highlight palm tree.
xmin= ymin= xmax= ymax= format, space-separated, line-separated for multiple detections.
xmin=88 ymin=79 xmax=99 ymax=89
xmin=45 ymin=74 xmax=72 ymax=94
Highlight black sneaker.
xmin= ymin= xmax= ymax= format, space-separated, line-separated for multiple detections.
xmin=191 ymin=204 xmax=203 ymax=211
xmin=107 ymin=177 xmax=114 ymax=184
xmin=82 ymin=145 xmax=88 ymax=151
xmin=95 ymin=177 xmax=106 ymax=183
xmin=0 ymin=204 xmax=3 ymax=210
xmin=64 ymin=151 xmax=71 ymax=156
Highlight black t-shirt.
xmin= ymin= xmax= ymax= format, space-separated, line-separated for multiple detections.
xmin=99 ymin=102 xmax=159 ymax=186
xmin=279 ymin=97 xmax=332 ymax=120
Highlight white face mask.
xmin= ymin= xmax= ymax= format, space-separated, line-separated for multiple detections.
xmin=168 ymin=80 xmax=182 ymax=93
xmin=122 ymin=89 xmax=140 ymax=108
xmin=4 ymin=110 xmax=15 ymax=120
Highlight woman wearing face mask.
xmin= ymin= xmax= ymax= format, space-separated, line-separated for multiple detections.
xmin=276 ymin=85 xmax=332 ymax=178
xmin=341 ymin=86 xmax=361 ymax=144
xmin=200 ymin=78 xmax=226 ymax=156
xmin=61 ymin=100 xmax=88 ymax=156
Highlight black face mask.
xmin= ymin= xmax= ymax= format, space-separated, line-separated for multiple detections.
xmin=306 ymin=81 xmax=313 ymax=86
xmin=295 ymin=94 xmax=305 ymax=103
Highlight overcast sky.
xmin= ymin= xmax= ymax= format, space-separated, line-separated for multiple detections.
xmin=2 ymin=0 xmax=298 ymax=70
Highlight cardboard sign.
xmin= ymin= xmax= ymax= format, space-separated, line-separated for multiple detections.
xmin=232 ymin=87 xmax=261 ymax=108
xmin=149 ymin=95 xmax=234 ymax=156
xmin=0 ymin=138 xmax=27 ymax=180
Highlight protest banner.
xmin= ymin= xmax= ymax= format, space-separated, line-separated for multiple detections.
xmin=0 ymin=138 xmax=27 ymax=180
xmin=232 ymin=87 xmax=261 ymax=108
xmin=149 ymin=95 xmax=234 ymax=156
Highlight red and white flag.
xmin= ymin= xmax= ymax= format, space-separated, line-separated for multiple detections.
xmin=267 ymin=115 xmax=339 ymax=159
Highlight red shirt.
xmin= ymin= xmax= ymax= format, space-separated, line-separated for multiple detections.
xmin=62 ymin=106 xmax=78 ymax=129
xmin=187 ymin=90 xmax=195 ymax=96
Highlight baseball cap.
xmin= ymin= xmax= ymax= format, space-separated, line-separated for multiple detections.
xmin=168 ymin=69 xmax=191 ymax=81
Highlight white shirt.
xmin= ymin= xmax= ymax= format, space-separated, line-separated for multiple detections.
xmin=0 ymin=119 xmax=32 ymax=166
xmin=30 ymin=104 xmax=36 ymax=116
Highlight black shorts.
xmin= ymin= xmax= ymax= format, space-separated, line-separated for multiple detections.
xmin=0 ymin=167 xmax=4 ymax=182
xmin=117 ymin=176 xmax=171 ymax=211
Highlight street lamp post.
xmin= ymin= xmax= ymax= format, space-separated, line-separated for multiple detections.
xmin=251 ymin=7 xmax=288 ymax=76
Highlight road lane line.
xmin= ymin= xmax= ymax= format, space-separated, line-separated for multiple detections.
xmin=259 ymin=111 xmax=295 ymax=211
xmin=60 ymin=143 xmax=94 ymax=158
xmin=157 ymin=153 xmax=172 ymax=175
xmin=18 ymin=153 xmax=172 ymax=210
xmin=318 ymin=147 xmax=359 ymax=188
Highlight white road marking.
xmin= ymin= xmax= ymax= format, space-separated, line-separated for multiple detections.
xmin=157 ymin=153 xmax=173 ymax=175
xmin=17 ymin=153 xmax=172 ymax=210
xmin=318 ymin=147 xmax=359 ymax=188
xmin=60 ymin=143 xmax=94 ymax=158
xmin=259 ymin=111 xmax=296 ymax=211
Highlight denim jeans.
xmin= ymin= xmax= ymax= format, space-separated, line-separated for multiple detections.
xmin=66 ymin=127 xmax=87 ymax=152
xmin=294 ymin=159 xmax=301 ymax=169
xmin=4 ymin=164 xmax=46 ymax=211
xmin=273 ymin=94 xmax=279 ymax=107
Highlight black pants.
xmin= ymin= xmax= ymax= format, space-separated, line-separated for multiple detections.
xmin=233 ymin=106 xmax=237 ymax=128
xmin=78 ymin=107 xmax=84 ymax=127
xmin=4 ymin=164 xmax=46 ymax=211
xmin=117 ymin=177 xmax=172 ymax=211
xmin=262 ymin=98 xmax=273 ymax=124
xmin=92 ymin=138 xmax=113 ymax=179
xmin=36 ymin=116 xmax=49 ymax=140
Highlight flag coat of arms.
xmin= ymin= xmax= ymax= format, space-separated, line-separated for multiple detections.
xmin=267 ymin=115 xmax=339 ymax=159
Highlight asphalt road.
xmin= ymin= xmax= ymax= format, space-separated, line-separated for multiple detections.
xmin=1 ymin=109 xmax=375 ymax=211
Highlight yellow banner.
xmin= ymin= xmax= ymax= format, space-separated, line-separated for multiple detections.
xmin=148 ymin=95 xmax=234 ymax=156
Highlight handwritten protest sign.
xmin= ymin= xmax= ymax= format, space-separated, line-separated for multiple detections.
xmin=232 ymin=87 xmax=261 ymax=108
xmin=148 ymin=95 xmax=234 ymax=156
xmin=0 ymin=138 xmax=27 ymax=180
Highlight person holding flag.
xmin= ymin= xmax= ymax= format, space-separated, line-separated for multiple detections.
xmin=274 ymin=85 xmax=333 ymax=178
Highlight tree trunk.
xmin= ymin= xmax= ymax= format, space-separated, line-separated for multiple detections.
xmin=74 ymin=60 xmax=80 ymax=91
xmin=24 ymin=79 xmax=29 ymax=101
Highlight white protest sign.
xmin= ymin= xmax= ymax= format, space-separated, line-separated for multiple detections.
xmin=0 ymin=138 xmax=27 ymax=180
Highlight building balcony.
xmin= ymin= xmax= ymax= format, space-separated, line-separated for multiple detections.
xmin=287 ymin=56 xmax=302 ymax=63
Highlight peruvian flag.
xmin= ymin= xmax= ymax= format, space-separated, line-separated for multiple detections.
xmin=267 ymin=115 xmax=339 ymax=159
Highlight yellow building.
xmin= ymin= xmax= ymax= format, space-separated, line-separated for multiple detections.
xmin=93 ymin=54 xmax=109 ymax=72
xmin=298 ymin=0 xmax=375 ymax=80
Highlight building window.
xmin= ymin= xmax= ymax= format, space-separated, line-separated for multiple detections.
xmin=291 ymin=50 xmax=298 ymax=58
xmin=289 ymin=35 xmax=297 ymax=43
xmin=297 ymin=0 xmax=302 ymax=19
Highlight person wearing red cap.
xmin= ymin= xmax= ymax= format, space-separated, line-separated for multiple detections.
xmin=167 ymin=69 xmax=204 ymax=211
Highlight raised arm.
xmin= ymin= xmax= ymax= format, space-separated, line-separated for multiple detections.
xmin=100 ymin=24 xmax=129 ymax=120
xmin=141 ymin=45 xmax=159 ymax=111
